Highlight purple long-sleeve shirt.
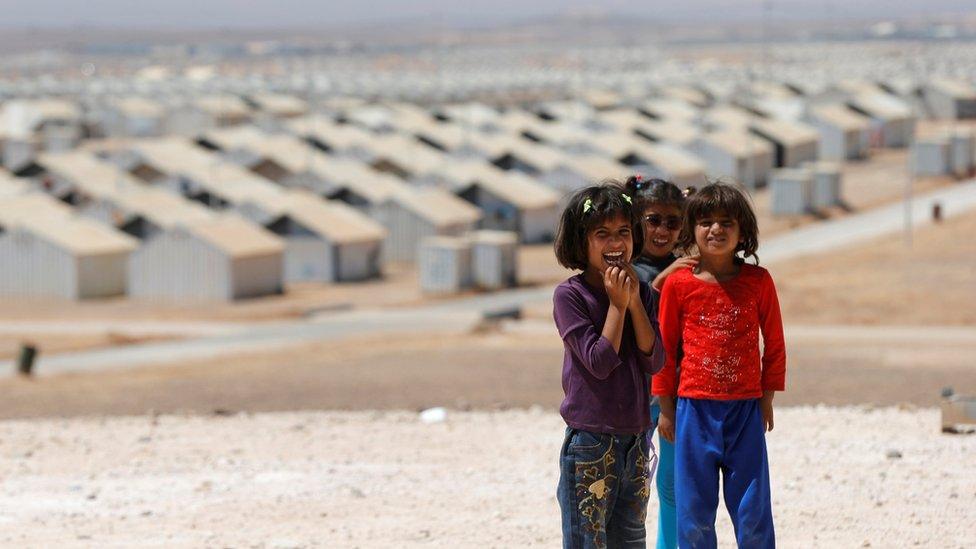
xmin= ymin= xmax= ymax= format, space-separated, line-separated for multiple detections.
xmin=553 ymin=274 xmax=665 ymax=435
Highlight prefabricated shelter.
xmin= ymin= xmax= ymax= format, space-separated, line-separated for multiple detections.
xmin=286 ymin=116 xmax=376 ymax=155
xmin=0 ymin=98 xmax=83 ymax=142
xmin=196 ymin=126 xmax=405 ymax=205
xmin=805 ymin=104 xmax=871 ymax=161
xmin=418 ymin=235 xmax=473 ymax=294
xmin=536 ymin=154 xmax=630 ymax=201
xmin=469 ymin=230 xmax=518 ymax=290
xmin=99 ymin=97 xmax=166 ymax=137
xmin=128 ymin=214 xmax=285 ymax=301
xmin=748 ymin=118 xmax=820 ymax=168
xmin=496 ymin=113 xmax=602 ymax=156
xmin=371 ymin=187 xmax=482 ymax=263
xmin=845 ymin=92 xmax=915 ymax=148
xmin=128 ymin=138 xmax=285 ymax=220
xmin=690 ymin=131 xmax=775 ymax=189
xmin=658 ymin=85 xmax=712 ymax=108
xmin=581 ymin=89 xmax=625 ymax=111
xmin=432 ymin=103 xmax=502 ymax=132
xmin=599 ymin=110 xmax=700 ymax=147
xmin=531 ymin=101 xmax=598 ymax=124
xmin=921 ymin=80 xmax=976 ymax=120
xmin=769 ymin=168 xmax=813 ymax=216
xmin=911 ymin=137 xmax=950 ymax=177
xmin=0 ymin=172 xmax=32 ymax=196
xmin=195 ymin=126 xmax=295 ymax=183
xmin=636 ymin=99 xmax=700 ymax=123
xmin=591 ymin=133 xmax=707 ymax=188
xmin=345 ymin=133 xmax=452 ymax=182
xmin=0 ymin=199 xmax=137 ymax=299
xmin=801 ymin=161 xmax=843 ymax=209
xmin=340 ymin=105 xmax=399 ymax=133
xmin=947 ymin=129 xmax=975 ymax=178
xmin=166 ymin=95 xmax=252 ymax=135
xmin=34 ymin=150 xmax=214 ymax=238
xmin=0 ymin=99 xmax=83 ymax=169
xmin=436 ymin=162 xmax=559 ymax=243
xmin=481 ymin=135 xmax=573 ymax=176
xmin=700 ymin=105 xmax=757 ymax=132
xmin=262 ymin=191 xmax=388 ymax=283
xmin=244 ymin=93 xmax=308 ymax=119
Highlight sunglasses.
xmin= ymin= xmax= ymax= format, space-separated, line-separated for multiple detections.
xmin=644 ymin=214 xmax=682 ymax=230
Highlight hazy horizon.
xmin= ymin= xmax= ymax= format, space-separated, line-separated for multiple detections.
xmin=0 ymin=0 xmax=973 ymax=30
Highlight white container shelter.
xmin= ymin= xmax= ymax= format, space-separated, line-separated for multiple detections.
xmin=371 ymin=188 xmax=481 ymax=263
xmin=802 ymin=161 xmax=843 ymax=209
xmin=749 ymin=118 xmax=820 ymax=168
xmin=690 ymin=130 xmax=774 ymax=189
xmin=0 ymin=195 xmax=137 ymax=300
xmin=128 ymin=214 xmax=285 ymax=302
xmin=770 ymin=168 xmax=813 ymax=216
xmin=912 ymin=137 xmax=950 ymax=177
xmin=469 ymin=230 xmax=518 ymax=290
xmin=419 ymin=235 xmax=473 ymax=294
xmin=806 ymin=105 xmax=870 ymax=161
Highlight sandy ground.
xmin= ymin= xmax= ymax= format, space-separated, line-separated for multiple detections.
xmin=0 ymin=407 xmax=973 ymax=548
xmin=0 ymin=334 xmax=174 ymax=361
xmin=770 ymin=207 xmax=976 ymax=326
xmin=1 ymin=326 xmax=974 ymax=420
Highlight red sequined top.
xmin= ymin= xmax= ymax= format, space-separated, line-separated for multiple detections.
xmin=651 ymin=264 xmax=786 ymax=400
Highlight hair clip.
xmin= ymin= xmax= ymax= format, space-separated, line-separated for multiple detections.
xmin=583 ymin=198 xmax=593 ymax=214
xmin=622 ymin=194 xmax=632 ymax=204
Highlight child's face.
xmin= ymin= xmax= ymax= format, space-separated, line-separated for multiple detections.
xmin=694 ymin=209 xmax=741 ymax=258
xmin=586 ymin=214 xmax=634 ymax=273
xmin=642 ymin=204 xmax=682 ymax=258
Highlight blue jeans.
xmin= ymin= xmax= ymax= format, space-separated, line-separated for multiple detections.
xmin=675 ymin=398 xmax=775 ymax=549
xmin=557 ymin=427 xmax=657 ymax=549
xmin=649 ymin=403 xmax=677 ymax=549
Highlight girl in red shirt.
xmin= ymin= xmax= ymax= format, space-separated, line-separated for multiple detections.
xmin=651 ymin=183 xmax=786 ymax=548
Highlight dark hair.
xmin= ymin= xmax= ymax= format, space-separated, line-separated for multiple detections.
xmin=554 ymin=182 xmax=645 ymax=271
xmin=625 ymin=175 xmax=685 ymax=211
xmin=677 ymin=182 xmax=759 ymax=264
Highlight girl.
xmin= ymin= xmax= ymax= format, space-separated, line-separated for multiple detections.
xmin=553 ymin=183 xmax=666 ymax=549
xmin=652 ymin=183 xmax=786 ymax=548
xmin=625 ymin=175 xmax=695 ymax=549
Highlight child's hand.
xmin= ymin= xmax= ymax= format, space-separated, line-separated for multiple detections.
xmin=657 ymin=406 xmax=676 ymax=443
xmin=604 ymin=266 xmax=632 ymax=311
xmin=621 ymin=264 xmax=642 ymax=307
xmin=652 ymin=256 xmax=699 ymax=291
xmin=760 ymin=391 xmax=775 ymax=432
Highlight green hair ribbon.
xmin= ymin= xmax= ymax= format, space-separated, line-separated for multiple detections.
xmin=582 ymin=198 xmax=593 ymax=214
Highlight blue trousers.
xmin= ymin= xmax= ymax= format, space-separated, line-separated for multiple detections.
xmin=649 ymin=403 xmax=677 ymax=549
xmin=557 ymin=427 xmax=657 ymax=549
xmin=675 ymin=398 xmax=774 ymax=549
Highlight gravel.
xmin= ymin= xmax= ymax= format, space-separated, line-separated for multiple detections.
xmin=0 ymin=406 xmax=973 ymax=548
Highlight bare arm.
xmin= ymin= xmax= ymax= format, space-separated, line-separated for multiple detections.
xmin=650 ymin=256 xmax=699 ymax=291
xmin=657 ymin=394 xmax=677 ymax=443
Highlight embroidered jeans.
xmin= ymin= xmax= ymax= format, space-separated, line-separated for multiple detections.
xmin=557 ymin=427 xmax=657 ymax=549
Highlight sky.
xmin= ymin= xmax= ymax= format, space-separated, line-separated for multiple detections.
xmin=0 ymin=0 xmax=972 ymax=29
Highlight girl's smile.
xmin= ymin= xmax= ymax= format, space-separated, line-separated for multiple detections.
xmin=586 ymin=215 xmax=634 ymax=273
xmin=642 ymin=204 xmax=681 ymax=258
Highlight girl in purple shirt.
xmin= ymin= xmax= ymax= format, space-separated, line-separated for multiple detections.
xmin=553 ymin=183 xmax=666 ymax=548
